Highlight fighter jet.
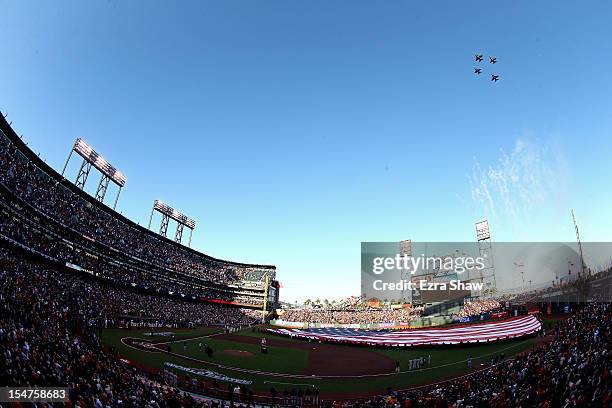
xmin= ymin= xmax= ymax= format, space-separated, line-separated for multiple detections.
xmin=491 ymin=74 xmax=500 ymax=82
xmin=489 ymin=56 xmax=497 ymax=64
xmin=474 ymin=68 xmax=482 ymax=75
xmin=475 ymin=54 xmax=484 ymax=62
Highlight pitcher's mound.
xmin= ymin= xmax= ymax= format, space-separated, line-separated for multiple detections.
xmin=223 ymin=349 xmax=254 ymax=357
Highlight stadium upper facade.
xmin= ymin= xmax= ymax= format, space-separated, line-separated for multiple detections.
xmin=0 ymin=112 xmax=279 ymax=309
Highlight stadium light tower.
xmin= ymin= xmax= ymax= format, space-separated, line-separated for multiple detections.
xmin=148 ymin=200 xmax=196 ymax=246
xmin=399 ymin=240 xmax=412 ymax=302
xmin=475 ymin=219 xmax=497 ymax=297
xmin=513 ymin=262 xmax=525 ymax=291
xmin=61 ymin=138 xmax=126 ymax=210
xmin=571 ymin=209 xmax=588 ymax=278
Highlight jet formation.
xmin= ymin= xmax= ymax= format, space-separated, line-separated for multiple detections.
xmin=474 ymin=53 xmax=500 ymax=83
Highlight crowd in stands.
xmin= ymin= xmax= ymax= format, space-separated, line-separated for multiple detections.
xmin=455 ymin=300 xmax=502 ymax=318
xmin=325 ymin=302 xmax=611 ymax=407
xmin=0 ymin=248 xmax=260 ymax=329
xmin=0 ymin=246 xmax=264 ymax=407
xmin=0 ymin=128 xmax=273 ymax=307
xmin=280 ymin=307 xmax=422 ymax=325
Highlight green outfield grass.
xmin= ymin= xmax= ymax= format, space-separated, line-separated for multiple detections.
xmin=102 ymin=325 xmax=540 ymax=396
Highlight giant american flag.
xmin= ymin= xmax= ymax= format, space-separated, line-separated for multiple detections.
xmin=268 ymin=315 xmax=541 ymax=347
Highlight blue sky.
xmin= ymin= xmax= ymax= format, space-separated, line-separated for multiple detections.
xmin=2 ymin=0 xmax=611 ymax=302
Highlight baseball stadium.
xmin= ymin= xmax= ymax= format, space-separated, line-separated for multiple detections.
xmin=2 ymin=2 xmax=612 ymax=408
xmin=1 ymin=109 xmax=611 ymax=406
